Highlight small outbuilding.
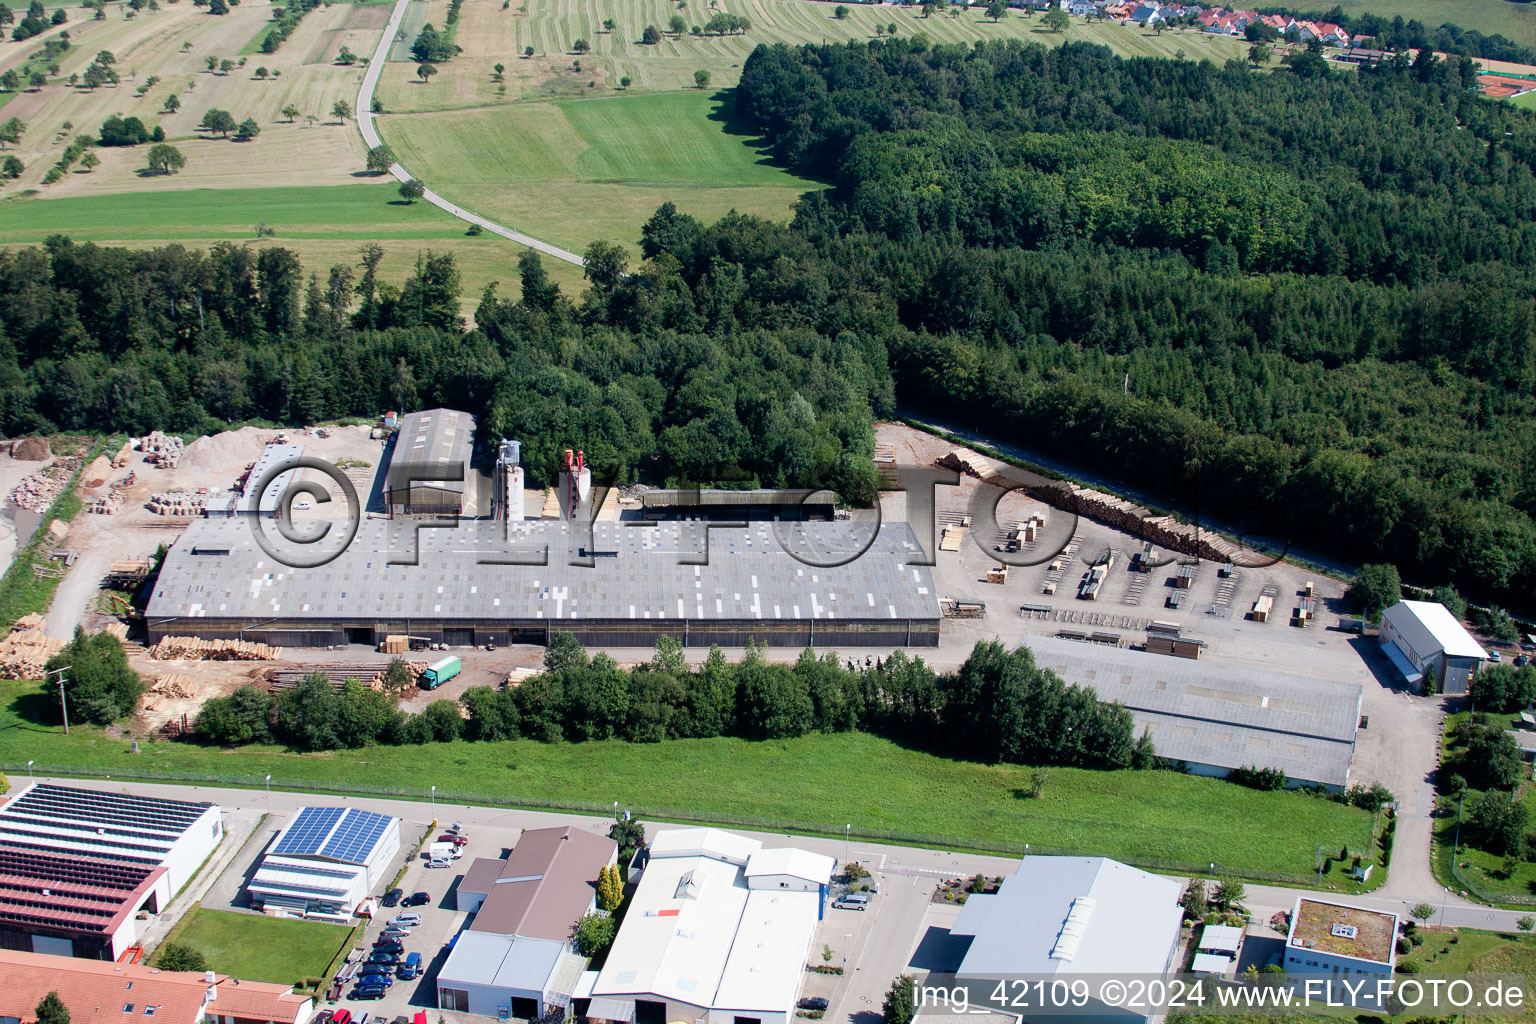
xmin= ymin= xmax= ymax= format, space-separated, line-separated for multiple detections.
xmin=1379 ymin=600 xmax=1488 ymax=695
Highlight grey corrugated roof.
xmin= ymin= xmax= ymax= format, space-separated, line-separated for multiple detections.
xmin=240 ymin=443 xmax=305 ymax=514
xmin=1383 ymin=601 xmax=1488 ymax=661
xmin=640 ymin=490 xmax=835 ymax=508
xmin=956 ymin=856 xmax=1183 ymax=977
xmin=146 ymin=518 xmax=939 ymax=623
xmin=437 ymin=930 xmax=565 ymax=992
xmin=1017 ymin=635 xmax=1360 ymax=788
xmin=388 ymin=409 xmax=476 ymax=495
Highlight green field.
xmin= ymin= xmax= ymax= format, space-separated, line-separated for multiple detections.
xmin=0 ymin=680 xmax=1375 ymax=881
xmin=161 ymin=907 xmax=351 ymax=988
xmin=383 ymin=89 xmax=819 ymax=253
xmin=1324 ymin=0 xmax=1536 ymax=47
xmin=0 ymin=185 xmax=586 ymax=303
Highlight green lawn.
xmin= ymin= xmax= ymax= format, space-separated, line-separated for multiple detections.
xmin=0 ymin=680 xmax=1375 ymax=882
xmin=382 ymin=89 xmax=820 ymax=253
xmin=1434 ymin=711 xmax=1536 ymax=906
xmin=0 ymin=185 xmax=588 ymax=304
xmin=161 ymin=907 xmax=351 ymax=988
xmin=1323 ymin=0 xmax=1536 ymax=48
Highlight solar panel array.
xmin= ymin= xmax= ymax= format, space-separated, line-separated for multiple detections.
xmin=320 ymin=809 xmax=393 ymax=865
xmin=270 ymin=806 xmax=393 ymax=865
xmin=271 ymin=807 xmax=345 ymax=857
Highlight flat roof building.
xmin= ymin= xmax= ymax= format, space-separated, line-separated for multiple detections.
xmin=438 ymin=826 xmax=617 ymax=1019
xmin=586 ymin=828 xmax=833 ymax=1024
xmin=1017 ymin=634 xmax=1361 ymax=789
xmin=949 ymin=856 xmax=1183 ymax=1023
xmin=386 ymin=408 xmax=477 ymax=517
xmin=1284 ymin=897 xmax=1397 ymax=981
xmin=1380 ymin=600 xmax=1488 ymax=695
xmin=247 ymin=807 xmax=400 ymax=923
xmin=0 ymin=949 xmax=314 ymax=1024
xmin=146 ymin=518 xmax=940 ymax=650
xmin=0 ymin=783 xmax=223 ymax=960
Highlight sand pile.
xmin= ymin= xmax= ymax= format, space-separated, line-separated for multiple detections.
xmin=12 ymin=437 xmax=49 ymax=460
xmin=179 ymin=428 xmax=261 ymax=475
xmin=82 ymin=455 xmax=113 ymax=489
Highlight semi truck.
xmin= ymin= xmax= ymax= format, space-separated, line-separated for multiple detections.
xmin=420 ymin=655 xmax=461 ymax=690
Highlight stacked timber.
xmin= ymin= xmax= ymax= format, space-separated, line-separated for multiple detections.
xmin=12 ymin=614 xmax=45 ymax=631
xmin=147 ymin=491 xmax=206 ymax=515
xmin=151 ymin=674 xmax=196 ymax=698
xmin=149 ymin=636 xmax=281 ymax=661
xmin=102 ymin=621 xmax=129 ymax=641
xmin=0 ymin=629 xmax=65 ymax=679
xmin=379 ymin=634 xmax=411 ymax=655
xmin=140 ymin=432 xmax=183 ymax=468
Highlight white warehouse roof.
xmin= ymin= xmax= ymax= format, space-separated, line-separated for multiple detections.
xmin=743 ymin=847 xmax=834 ymax=886
xmin=1385 ymin=601 xmax=1488 ymax=660
xmin=593 ymin=829 xmax=823 ymax=1017
xmin=952 ymin=857 xmax=1183 ymax=978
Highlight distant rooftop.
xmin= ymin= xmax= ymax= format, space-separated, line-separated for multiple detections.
xmin=387 ymin=408 xmax=476 ymax=495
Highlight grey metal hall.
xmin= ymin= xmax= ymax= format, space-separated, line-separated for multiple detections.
xmin=146 ymin=517 xmax=942 ymax=649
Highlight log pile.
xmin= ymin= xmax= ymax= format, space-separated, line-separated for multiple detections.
xmin=139 ymin=432 xmax=183 ymax=469
xmin=12 ymin=614 xmax=45 ymax=631
xmin=89 ymin=479 xmax=131 ymax=515
xmin=933 ymin=448 xmax=1246 ymax=566
xmin=102 ymin=621 xmax=129 ymax=641
xmin=0 ymin=628 xmax=65 ymax=679
xmin=147 ymin=491 xmax=206 ymax=515
xmin=149 ymin=636 xmax=281 ymax=661
xmin=150 ymin=674 xmax=196 ymax=698
xmin=267 ymin=661 xmax=426 ymax=692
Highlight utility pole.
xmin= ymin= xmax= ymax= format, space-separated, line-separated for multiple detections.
xmin=45 ymin=665 xmax=72 ymax=735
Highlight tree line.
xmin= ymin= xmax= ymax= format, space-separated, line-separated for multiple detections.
xmin=1255 ymin=4 xmax=1536 ymax=64
xmin=194 ymin=635 xmax=1153 ymax=771
xmin=727 ymin=36 xmax=1536 ymax=605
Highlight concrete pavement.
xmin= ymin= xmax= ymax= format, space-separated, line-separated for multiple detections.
xmin=354 ymin=0 xmax=585 ymax=268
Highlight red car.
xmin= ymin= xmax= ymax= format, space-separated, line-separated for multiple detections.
xmin=437 ymin=833 xmax=469 ymax=847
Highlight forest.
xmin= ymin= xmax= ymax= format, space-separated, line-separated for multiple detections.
xmin=192 ymin=636 xmax=1153 ymax=771
xmin=9 ymin=39 xmax=1536 ymax=602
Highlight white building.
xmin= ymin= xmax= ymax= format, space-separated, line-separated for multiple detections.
xmin=1191 ymin=923 xmax=1243 ymax=974
xmin=0 ymin=783 xmax=223 ymax=960
xmin=586 ymin=828 xmax=834 ymax=1024
xmin=1284 ymin=897 xmax=1397 ymax=984
xmin=247 ymin=807 xmax=400 ymax=922
xmin=1379 ymin=600 xmax=1488 ymax=695
xmin=436 ymin=826 xmax=617 ymax=1019
xmin=949 ymin=856 xmax=1183 ymax=1023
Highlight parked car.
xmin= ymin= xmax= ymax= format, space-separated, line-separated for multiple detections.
xmin=381 ymin=888 xmax=403 ymax=908
xmin=365 ymin=952 xmax=400 ymax=966
xmin=403 ymin=891 xmax=432 ymax=907
xmin=313 ymin=1012 xmax=334 ymax=1024
xmin=449 ymin=820 xmax=464 ymax=833
xmin=437 ymin=834 xmax=469 ymax=847
xmin=331 ymin=1010 xmax=352 ymax=1024
xmin=356 ymin=969 xmax=394 ymax=986
xmin=832 ymin=894 xmax=870 ymax=911
xmin=1518 ymin=655 xmax=1531 ymax=667
xmin=373 ymin=940 xmax=405 ymax=955
xmin=391 ymin=1017 xmax=411 ymax=1024
xmin=797 ymin=999 xmax=829 ymax=1011
xmin=1491 ymin=650 xmax=1504 ymax=663
xmin=398 ymin=953 xmax=423 ymax=980
xmin=390 ymin=913 xmax=423 ymax=928
xmin=352 ymin=986 xmax=387 ymax=1001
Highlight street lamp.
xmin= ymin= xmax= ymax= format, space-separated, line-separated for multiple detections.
xmin=26 ymin=760 xmax=33 ymax=779
xmin=265 ymin=774 xmax=271 ymax=808
xmin=844 ymin=823 xmax=850 ymax=868
xmin=843 ymin=932 xmax=851 ymax=968
xmin=431 ymin=785 xmax=436 ymax=807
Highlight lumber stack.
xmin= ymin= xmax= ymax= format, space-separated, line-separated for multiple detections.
xmin=12 ymin=613 xmax=45 ymax=631
xmin=139 ymin=431 xmax=183 ymax=469
xmin=149 ymin=636 xmax=281 ymax=661
xmin=0 ymin=629 xmax=66 ymax=679
xmin=151 ymin=674 xmax=196 ymax=698
xmin=102 ymin=621 xmax=129 ymax=641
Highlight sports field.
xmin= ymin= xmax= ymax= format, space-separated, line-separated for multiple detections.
xmin=0 ymin=679 xmax=1375 ymax=880
xmin=374 ymin=0 xmax=1249 ymax=111
xmin=382 ymin=88 xmax=816 ymax=252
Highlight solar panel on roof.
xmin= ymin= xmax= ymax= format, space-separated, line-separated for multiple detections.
xmin=272 ymin=807 xmax=345 ymax=856
xmin=320 ymin=809 xmax=392 ymax=864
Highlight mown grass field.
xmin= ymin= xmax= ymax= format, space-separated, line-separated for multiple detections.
xmin=374 ymin=0 xmax=1250 ymax=111
xmin=382 ymin=89 xmax=817 ymax=252
xmin=0 ymin=679 xmax=1375 ymax=879
xmin=0 ymin=184 xmax=586 ymax=300
xmin=161 ymin=907 xmax=351 ymax=988
xmin=1324 ymin=0 xmax=1536 ymax=47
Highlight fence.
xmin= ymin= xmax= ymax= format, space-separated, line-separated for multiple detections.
xmin=2 ymin=760 xmax=1357 ymax=888
xmin=1452 ymin=858 xmax=1536 ymax=908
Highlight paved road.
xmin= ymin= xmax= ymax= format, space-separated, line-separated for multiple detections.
xmin=354 ymin=0 xmax=585 ymax=268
